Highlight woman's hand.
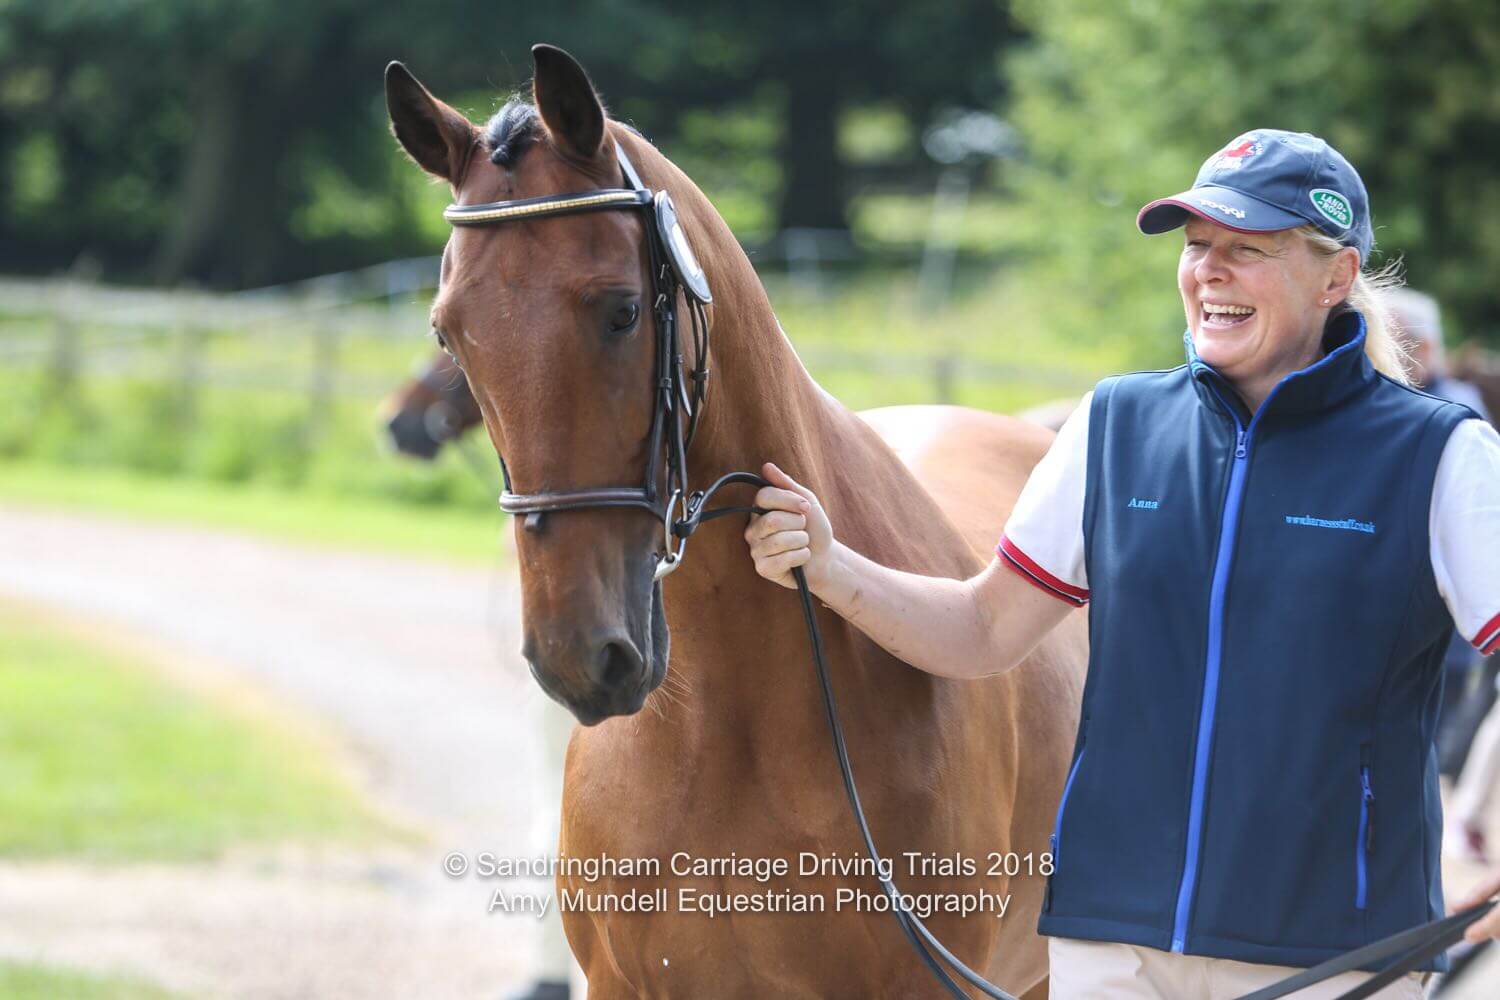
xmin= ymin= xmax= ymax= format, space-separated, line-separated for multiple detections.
xmin=745 ymin=462 xmax=834 ymax=591
xmin=1458 ymin=868 xmax=1500 ymax=943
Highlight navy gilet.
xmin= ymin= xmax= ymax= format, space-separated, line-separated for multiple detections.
xmin=1036 ymin=311 xmax=1478 ymax=970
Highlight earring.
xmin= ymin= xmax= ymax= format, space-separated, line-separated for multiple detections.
xmin=1322 ymin=298 xmax=1331 ymax=305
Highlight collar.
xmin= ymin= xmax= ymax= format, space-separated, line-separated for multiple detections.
xmin=1185 ymin=308 xmax=1378 ymax=423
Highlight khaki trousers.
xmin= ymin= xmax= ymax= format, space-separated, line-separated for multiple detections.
xmin=1048 ymin=937 xmax=1427 ymax=1000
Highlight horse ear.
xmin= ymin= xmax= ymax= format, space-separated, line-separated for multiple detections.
xmin=385 ymin=61 xmax=477 ymax=182
xmin=531 ymin=44 xmax=606 ymax=160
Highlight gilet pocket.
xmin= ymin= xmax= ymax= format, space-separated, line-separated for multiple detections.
xmin=1045 ymin=729 xmax=1087 ymax=912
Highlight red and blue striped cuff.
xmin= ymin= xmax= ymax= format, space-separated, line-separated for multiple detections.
xmin=996 ymin=535 xmax=1090 ymax=607
xmin=1473 ymin=610 xmax=1500 ymax=657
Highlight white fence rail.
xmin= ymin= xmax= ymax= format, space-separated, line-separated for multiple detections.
xmin=0 ymin=269 xmax=1091 ymax=407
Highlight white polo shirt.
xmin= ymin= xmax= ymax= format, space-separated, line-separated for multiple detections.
xmin=999 ymin=391 xmax=1500 ymax=656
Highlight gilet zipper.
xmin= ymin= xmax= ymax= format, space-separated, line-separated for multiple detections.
xmin=1171 ymin=378 xmax=1255 ymax=953
xmin=1045 ymin=738 xmax=1087 ymax=912
xmin=1357 ymin=747 xmax=1375 ymax=910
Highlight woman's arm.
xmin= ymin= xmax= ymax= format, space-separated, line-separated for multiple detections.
xmin=745 ymin=463 xmax=1075 ymax=679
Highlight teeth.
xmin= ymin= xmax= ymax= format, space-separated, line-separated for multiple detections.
xmin=1204 ymin=304 xmax=1255 ymax=315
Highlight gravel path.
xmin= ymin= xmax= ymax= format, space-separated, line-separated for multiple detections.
xmin=0 ymin=505 xmax=564 ymax=999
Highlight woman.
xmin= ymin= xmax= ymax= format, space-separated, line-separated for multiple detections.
xmin=745 ymin=129 xmax=1500 ymax=999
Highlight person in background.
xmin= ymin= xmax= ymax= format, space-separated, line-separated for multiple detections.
xmin=1450 ymin=693 xmax=1500 ymax=866
xmin=1391 ymin=288 xmax=1492 ymax=420
xmin=1389 ymin=290 xmax=1500 ymax=872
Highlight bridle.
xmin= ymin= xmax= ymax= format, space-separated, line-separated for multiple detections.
xmin=444 ymin=139 xmax=722 ymax=581
xmin=437 ymin=134 xmax=1495 ymax=1000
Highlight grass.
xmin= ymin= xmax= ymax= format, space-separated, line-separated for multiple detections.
xmin=0 ymin=460 xmax=508 ymax=566
xmin=0 ymin=264 xmax=1155 ymax=562
xmin=0 ymin=602 xmax=393 ymax=860
xmin=0 ymin=961 xmax=182 ymax=1000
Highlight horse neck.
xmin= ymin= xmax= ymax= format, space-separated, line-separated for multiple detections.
xmin=621 ymin=133 xmax=831 ymax=494
xmin=651 ymin=149 xmax=967 ymax=551
xmin=646 ymin=152 xmax=981 ymax=734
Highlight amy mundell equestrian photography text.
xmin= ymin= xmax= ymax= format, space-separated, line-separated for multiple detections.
xmin=441 ymin=849 xmax=1050 ymax=919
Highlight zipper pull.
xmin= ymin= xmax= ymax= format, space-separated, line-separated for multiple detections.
xmin=1234 ymin=428 xmax=1247 ymax=459
xmin=1361 ymin=766 xmax=1375 ymax=852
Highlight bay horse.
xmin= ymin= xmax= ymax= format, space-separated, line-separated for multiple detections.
xmin=386 ymin=45 xmax=1087 ymax=998
xmin=380 ymin=351 xmax=482 ymax=460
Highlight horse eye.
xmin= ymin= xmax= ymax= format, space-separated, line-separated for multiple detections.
xmin=432 ymin=326 xmax=450 ymax=352
xmin=608 ymin=302 xmax=640 ymax=333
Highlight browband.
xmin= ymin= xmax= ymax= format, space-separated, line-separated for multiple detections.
xmin=444 ymin=187 xmax=651 ymax=225
xmin=444 ymin=141 xmax=655 ymax=226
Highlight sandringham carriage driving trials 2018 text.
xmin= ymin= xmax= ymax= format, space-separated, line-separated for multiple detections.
xmin=455 ymin=849 xmax=1051 ymax=882
xmin=448 ymin=850 xmax=1047 ymax=920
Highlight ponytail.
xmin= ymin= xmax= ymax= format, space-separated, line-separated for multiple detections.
xmin=1295 ymin=225 xmax=1411 ymax=384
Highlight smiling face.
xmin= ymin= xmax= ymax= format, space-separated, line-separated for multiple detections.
xmin=1179 ymin=217 xmax=1359 ymax=403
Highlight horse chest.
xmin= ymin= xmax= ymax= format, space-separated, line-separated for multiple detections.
xmin=559 ymin=722 xmax=1006 ymax=995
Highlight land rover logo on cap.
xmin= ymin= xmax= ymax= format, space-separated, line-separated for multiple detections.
xmin=1309 ymin=188 xmax=1353 ymax=230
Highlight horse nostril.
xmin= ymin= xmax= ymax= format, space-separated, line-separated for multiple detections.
xmin=594 ymin=639 xmax=642 ymax=690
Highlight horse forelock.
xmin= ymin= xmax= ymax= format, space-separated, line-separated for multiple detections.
xmin=483 ymin=99 xmax=541 ymax=168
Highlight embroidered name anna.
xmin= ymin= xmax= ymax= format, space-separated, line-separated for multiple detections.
xmin=1284 ymin=514 xmax=1376 ymax=534
xmin=1126 ymin=497 xmax=1160 ymax=510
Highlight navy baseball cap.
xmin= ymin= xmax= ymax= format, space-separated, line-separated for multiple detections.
xmin=1137 ymin=129 xmax=1373 ymax=261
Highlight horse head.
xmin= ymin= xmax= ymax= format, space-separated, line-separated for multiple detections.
xmin=386 ymin=45 xmax=712 ymax=724
xmin=379 ymin=350 xmax=483 ymax=460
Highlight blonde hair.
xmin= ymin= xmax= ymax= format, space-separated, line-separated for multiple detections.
xmin=1294 ymin=225 xmax=1411 ymax=384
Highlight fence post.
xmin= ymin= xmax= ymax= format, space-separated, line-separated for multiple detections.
xmin=303 ymin=322 xmax=340 ymax=455
xmin=48 ymin=314 xmax=78 ymax=402
xmin=933 ymin=353 xmax=957 ymax=404
xmin=178 ymin=325 xmax=202 ymax=432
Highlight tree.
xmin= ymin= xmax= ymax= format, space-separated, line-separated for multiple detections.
xmin=0 ymin=0 xmax=1015 ymax=288
xmin=1005 ymin=0 xmax=1500 ymax=351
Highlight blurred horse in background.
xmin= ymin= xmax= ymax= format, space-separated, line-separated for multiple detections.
xmin=382 ymin=350 xmax=1077 ymax=462
xmin=380 ymin=351 xmax=482 ymax=460
xmin=379 ymin=351 xmax=578 ymax=1000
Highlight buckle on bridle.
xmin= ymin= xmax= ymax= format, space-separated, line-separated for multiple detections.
xmin=653 ymin=489 xmax=687 ymax=581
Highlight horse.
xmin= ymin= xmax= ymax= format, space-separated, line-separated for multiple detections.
xmin=385 ymin=45 xmax=1088 ymax=998
xmin=380 ymin=351 xmax=483 ymax=460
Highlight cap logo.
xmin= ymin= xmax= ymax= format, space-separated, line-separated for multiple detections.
xmin=1196 ymin=197 xmax=1246 ymax=220
xmin=1211 ymin=135 xmax=1263 ymax=171
xmin=1309 ymin=188 xmax=1353 ymax=230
